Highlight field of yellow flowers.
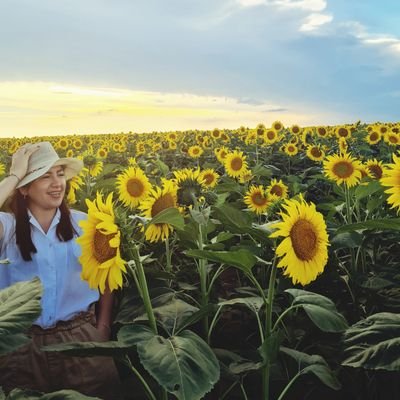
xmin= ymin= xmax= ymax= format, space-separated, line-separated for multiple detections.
xmin=1 ymin=121 xmax=400 ymax=400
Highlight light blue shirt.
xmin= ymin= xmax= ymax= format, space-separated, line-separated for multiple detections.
xmin=0 ymin=209 xmax=99 ymax=328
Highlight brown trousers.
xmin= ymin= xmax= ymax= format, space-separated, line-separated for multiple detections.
xmin=0 ymin=308 xmax=122 ymax=399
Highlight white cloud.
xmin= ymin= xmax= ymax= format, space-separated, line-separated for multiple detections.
xmin=271 ymin=0 xmax=327 ymax=12
xmin=300 ymin=13 xmax=333 ymax=32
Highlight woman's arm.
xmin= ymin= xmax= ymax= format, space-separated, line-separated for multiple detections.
xmin=96 ymin=288 xmax=115 ymax=340
xmin=0 ymin=144 xmax=39 ymax=210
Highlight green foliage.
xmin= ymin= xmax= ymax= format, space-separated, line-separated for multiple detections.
xmin=285 ymin=289 xmax=348 ymax=333
xmin=342 ymin=312 xmax=400 ymax=371
xmin=0 ymin=278 xmax=42 ymax=356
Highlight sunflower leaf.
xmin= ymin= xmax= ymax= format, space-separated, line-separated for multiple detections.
xmin=335 ymin=218 xmax=400 ymax=233
xmin=136 ymin=329 xmax=220 ymax=400
xmin=280 ymin=347 xmax=341 ymax=390
xmin=147 ymin=207 xmax=185 ymax=230
xmin=185 ymin=249 xmax=257 ymax=273
xmin=0 ymin=278 xmax=42 ymax=337
xmin=342 ymin=312 xmax=400 ymax=371
xmin=286 ymin=289 xmax=348 ymax=333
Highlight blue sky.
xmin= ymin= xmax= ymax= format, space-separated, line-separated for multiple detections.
xmin=0 ymin=0 xmax=399 ymax=137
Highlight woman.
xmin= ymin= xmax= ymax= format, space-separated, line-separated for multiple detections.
xmin=0 ymin=142 xmax=121 ymax=399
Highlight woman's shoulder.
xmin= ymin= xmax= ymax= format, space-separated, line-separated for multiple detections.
xmin=0 ymin=211 xmax=15 ymax=226
xmin=70 ymin=209 xmax=87 ymax=224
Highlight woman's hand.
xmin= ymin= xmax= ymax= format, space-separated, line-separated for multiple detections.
xmin=9 ymin=144 xmax=40 ymax=182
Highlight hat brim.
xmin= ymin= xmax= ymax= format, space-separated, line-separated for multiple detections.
xmin=16 ymin=158 xmax=84 ymax=189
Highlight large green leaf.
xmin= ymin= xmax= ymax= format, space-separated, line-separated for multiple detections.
xmin=335 ymin=218 xmax=400 ymax=233
xmin=286 ymin=289 xmax=348 ymax=333
xmin=185 ymin=249 xmax=257 ymax=274
xmin=342 ymin=312 xmax=400 ymax=371
xmin=0 ymin=278 xmax=42 ymax=336
xmin=146 ymin=207 xmax=185 ymax=231
xmin=354 ymin=180 xmax=383 ymax=201
xmin=217 ymin=296 xmax=265 ymax=315
xmin=280 ymin=347 xmax=341 ymax=390
xmin=6 ymin=388 xmax=99 ymax=399
xmin=135 ymin=298 xmax=200 ymax=336
xmin=136 ymin=330 xmax=220 ymax=400
xmin=212 ymin=204 xmax=271 ymax=242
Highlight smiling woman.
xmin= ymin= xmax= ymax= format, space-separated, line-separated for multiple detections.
xmin=0 ymin=142 xmax=121 ymax=398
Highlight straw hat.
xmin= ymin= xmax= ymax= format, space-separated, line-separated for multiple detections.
xmin=16 ymin=141 xmax=83 ymax=188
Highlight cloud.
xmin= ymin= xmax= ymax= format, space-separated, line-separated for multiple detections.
xmin=299 ymin=13 xmax=333 ymax=32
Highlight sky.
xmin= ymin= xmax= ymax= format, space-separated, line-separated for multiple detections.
xmin=0 ymin=0 xmax=399 ymax=137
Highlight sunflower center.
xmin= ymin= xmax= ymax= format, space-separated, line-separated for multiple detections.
xmin=338 ymin=128 xmax=349 ymax=137
xmin=93 ymin=231 xmax=117 ymax=264
xmin=368 ymin=165 xmax=383 ymax=179
xmin=318 ymin=127 xmax=327 ymax=136
xmin=333 ymin=161 xmax=354 ymax=178
xmin=151 ymin=193 xmax=176 ymax=218
xmin=203 ymin=173 xmax=215 ymax=185
xmin=231 ymin=157 xmax=243 ymax=171
xmin=311 ymin=147 xmax=322 ymax=158
xmin=270 ymin=185 xmax=283 ymax=197
xmin=127 ymin=178 xmax=145 ymax=197
xmin=251 ymin=192 xmax=268 ymax=206
xmin=369 ymin=132 xmax=379 ymax=141
xmin=290 ymin=219 xmax=318 ymax=261
xmin=274 ymin=123 xmax=282 ymax=131
xmin=389 ymin=135 xmax=398 ymax=144
xmin=267 ymin=130 xmax=276 ymax=140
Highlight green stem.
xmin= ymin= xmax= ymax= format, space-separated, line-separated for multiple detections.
xmin=276 ymin=370 xmax=303 ymax=400
xmin=197 ymin=223 xmax=209 ymax=340
xmin=131 ymin=245 xmax=158 ymax=335
xmin=344 ymin=186 xmax=357 ymax=273
xmin=263 ymin=255 xmax=278 ymax=400
xmin=272 ymin=304 xmax=304 ymax=332
xmin=124 ymin=355 xmax=157 ymax=400
xmin=165 ymin=238 xmax=172 ymax=274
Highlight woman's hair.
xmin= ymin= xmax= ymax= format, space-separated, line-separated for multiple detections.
xmin=10 ymin=189 xmax=77 ymax=261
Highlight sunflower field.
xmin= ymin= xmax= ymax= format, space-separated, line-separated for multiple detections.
xmin=1 ymin=121 xmax=400 ymax=400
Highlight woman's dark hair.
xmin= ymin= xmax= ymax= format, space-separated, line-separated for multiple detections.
xmin=10 ymin=190 xmax=77 ymax=261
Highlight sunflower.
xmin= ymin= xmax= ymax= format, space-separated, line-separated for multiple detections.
xmin=66 ymin=149 xmax=74 ymax=158
xmin=316 ymin=126 xmax=329 ymax=138
xmin=283 ymin=143 xmax=298 ymax=156
xmin=365 ymin=130 xmax=381 ymax=145
xmin=224 ymin=150 xmax=248 ymax=178
xmin=244 ymin=185 xmax=275 ymax=215
xmin=215 ymin=147 xmax=229 ymax=163
xmin=140 ymin=180 xmax=179 ymax=242
xmin=306 ymin=145 xmax=325 ymax=162
xmin=199 ymin=169 xmax=220 ymax=188
xmin=117 ymin=167 xmax=151 ymax=209
xmin=271 ymin=120 xmax=284 ymax=132
xmin=338 ymin=137 xmax=348 ymax=154
xmin=270 ymin=196 xmax=329 ymax=286
xmin=173 ymin=168 xmax=205 ymax=207
xmin=66 ymin=174 xmax=84 ymax=205
xmin=56 ymin=138 xmax=69 ymax=150
xmin=211 ymin=128 xmax=221 ymax=139
xmin=167 ymin=132 xmax=178 ymax=141
xmin=264 ymin=129 xmax=280 ymax=145
xmin=324 ymin=152 xmax=362 ymax=188
xmin=384 ymin=132 xmax=400 ymax=146
xmin=97 ymin=147 xmax=108 ymax=158
xmin=77 ymin=192 xmax=126 ymax=293
xmin=73 ymin=138 xmax=83 ymax=150
xmin=188 ymin=145 xmax=204 ymax=158
xmin=380 ymin=154 xmax=400 ymax=212
xmin=267 ymin=178 xmax=289 ymax=199
xmin=290 ymin=124 xmax=301 ymax=135
xmin=365 ymin=159 xmax=385 ymax=180
xmin=335 ymin=126 xmax=351 ymax=139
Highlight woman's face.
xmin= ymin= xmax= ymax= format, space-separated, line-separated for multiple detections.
xmin=21 ymin=165 xmax=67 ymax=211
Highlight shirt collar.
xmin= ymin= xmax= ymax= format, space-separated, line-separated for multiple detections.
xmin=27 ymin=208 xmax=61 ymax=234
